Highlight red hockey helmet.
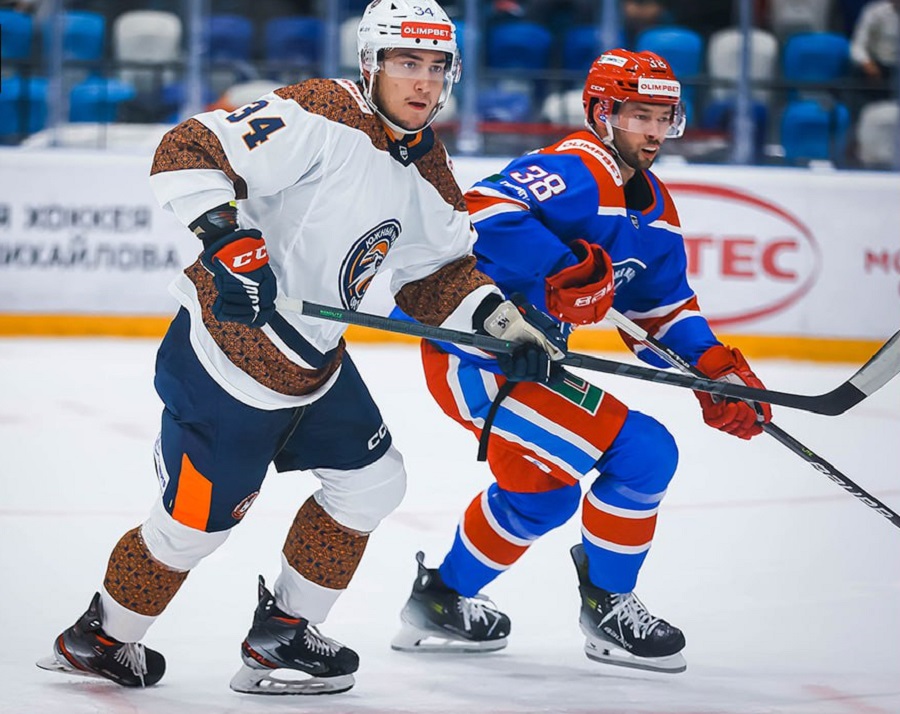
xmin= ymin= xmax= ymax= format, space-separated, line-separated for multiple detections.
xmin=582 ymin=49 xmax=685 ymax=139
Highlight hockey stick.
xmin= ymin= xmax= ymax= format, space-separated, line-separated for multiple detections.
xmin=605 ymin=308 xmax=900 ymax=530
xmin=276 ymin=297 xmax=900 ymax=416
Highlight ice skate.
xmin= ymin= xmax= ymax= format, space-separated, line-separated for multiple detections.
xmin=570 ymin=544 xmax=686 ymax=673
xmin=229 ymin=575 xmax=358 ymax=695
xmin=35 ymin=592 xmax=165 ymax=687
xmin=391 ymin=551 xmax=510 ymax=653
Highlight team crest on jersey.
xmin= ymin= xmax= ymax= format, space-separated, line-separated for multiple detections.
xmin=232 ymin=492 xmax=259 ymax=521
xmin=613 ymin=257 xmax=647 ymax=289
xmin=339 ymin=219 xmax=401 ymax=309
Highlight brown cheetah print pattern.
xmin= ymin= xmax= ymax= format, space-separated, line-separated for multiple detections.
xmin=185 ymin=261 xmax=344 ymax=396
xmin=150 ymin=119 xmax=248 ymax=200
xmin=413 ymin=134 xmax=468 ymax=212
xmin=282 ymin=497 xmax=369 ymax=590
xmin=103 ymin=527 xmax=188 ymax=617
xmin=277 ymin=79 xmax=388 ymax=152
xmin=396 ymin=255 xmax=495 ymax=326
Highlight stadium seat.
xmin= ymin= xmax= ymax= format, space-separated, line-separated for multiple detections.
xmin=0 ymin=76 xmax=48 ymax=140
xmin=782 ymin=32 xmax=850 ymax=83
xmin=780 ymin=98 xmax=850 ymax=163
xmin=263 ymin=16 xmax=323 ymax=65
xmin=207 ymin=14 xmax=255 ymax=62
xmin=478 ymin=88 xmax=532 ymax=122
xmin=69 ymin=77 xmax=137 ymax=123
xmin=636 ymin=26 xmax=704 ymax=79
xmin=340 ymin=16 xmax=361 ymax=71
xmin=700 ymin=98 xmax=769 ymax=155
xmin=112 ymin=10 xmax=182 ymax=95
xmin=561 ymin=26 xmax=601 ymax=74
xmin=541 ymin=88 xmax=584 ymax=125
xmin=707 ymin=27 xmax=778 ymax=103
xmin=0 ymin=9 xmax=33 ymax=60
xmin=208 ymin=79 xmax=282 ymax=112
xmin=855 ymin=100 xmax=900 ymax=168
xmin=42 ymin=11 xmax=106 ymax=61
xmin=486 ymin=21 xmax=552 ymax=70
xmin=768 ymin=0 xmax=833 ymax=38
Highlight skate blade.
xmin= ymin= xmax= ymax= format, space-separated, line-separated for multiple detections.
xmin=390 ymin=623 xmax=508 ymax=654
xmin=229 ymin=664 xmax=354 ymax=696
xmin=584 ymin=640 xmax=687 ymax=674
xmin=36 ymin=653 xmax=101 ymax=681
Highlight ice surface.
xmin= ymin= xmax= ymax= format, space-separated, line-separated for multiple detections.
xmin=1 ymin=338 xmax=898 ymax=713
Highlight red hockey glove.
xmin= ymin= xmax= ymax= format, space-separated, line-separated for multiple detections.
xmin=201 ymin=229 xmax=277 ymax=328
xmin=694 ymin=344 xmax=772 ymax=440
xmin=545 ymin=239 xmax=615 ymax=325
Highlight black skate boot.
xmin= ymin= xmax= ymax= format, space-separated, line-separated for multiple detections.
xmin=35 ymin=592 xmax=165 ymax=687
xmin=229 ymin=575 xmax=359 ymax=695
xmin=570 ymin=544 xmax=686 ymax=673
xmin=391 ymin=551 xmax=510 ymax=653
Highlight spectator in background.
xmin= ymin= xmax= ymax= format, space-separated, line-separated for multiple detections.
xmin=667 ymin=2 xmax=733 ymax=38
xmin=850 ymin=0 xmax=899 ymax=98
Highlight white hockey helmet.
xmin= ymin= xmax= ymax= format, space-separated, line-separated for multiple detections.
xmin=357 ymin=0 xmax=461 ymax=132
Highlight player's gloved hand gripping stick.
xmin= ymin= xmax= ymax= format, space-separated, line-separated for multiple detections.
xmin=604 ymin=308 xmax=900 ymax=531
xmin=201 ymin=229 xmax=277 ymax=328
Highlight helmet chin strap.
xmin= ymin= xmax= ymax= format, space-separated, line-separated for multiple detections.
xmin=585 ymin=114 xmax=623 ymax=162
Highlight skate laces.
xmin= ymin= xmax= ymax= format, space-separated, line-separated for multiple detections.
xmin=604 ymin=593 xmax=660 ymax=640
xmin=458 ymin=594 xmax=498 ymax=632
xmin=303 ymin=625 xmax=341 ymax=657
xmin=113 ymin=642 xmax=148 ymax=683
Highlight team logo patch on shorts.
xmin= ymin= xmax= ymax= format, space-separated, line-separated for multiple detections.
xmin=232 ymin=492 xmax=260 ymax=521
xmin=339 ymin=219 xmax=401 ymax=309
xmin=550 ymin=373 xmax=604 ymax=415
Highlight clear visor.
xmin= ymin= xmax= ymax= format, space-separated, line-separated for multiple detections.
xmin=609 ymin=101 xmax=686 ymax=139
xmin=379 ymin=54 xmax=453 ymax=82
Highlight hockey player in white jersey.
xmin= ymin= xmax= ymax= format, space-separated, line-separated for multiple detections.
xmin=36 ymin=0 xmax=566 ymax=696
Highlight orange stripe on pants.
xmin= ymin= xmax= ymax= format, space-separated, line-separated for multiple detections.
xmin=462 ymin=493 xmax=529 ymax=567
xmin=171 ymin=453 xmax=212 ymax=531
xmin=582 ymin=496 xmax=658 ymax=548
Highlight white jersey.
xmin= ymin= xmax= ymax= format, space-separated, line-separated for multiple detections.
xmin=150 ymin=78 xmax=498 ymax=410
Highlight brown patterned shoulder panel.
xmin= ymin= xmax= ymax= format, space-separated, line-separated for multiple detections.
xmin=276 ymin=79 xmax=388 ymax=153
xmin=413 ymin=134 xmax=467 ymax=212
xmin=395 ymin=255 xmax=494 ymax=326
xmin=150 ymin=118 xmax=248 ymax=200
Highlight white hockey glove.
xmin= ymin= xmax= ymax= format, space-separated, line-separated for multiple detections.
xmin=475 ymin=294 xmax=567 ymax=383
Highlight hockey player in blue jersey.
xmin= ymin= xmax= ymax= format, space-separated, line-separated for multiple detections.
xmin=391 ymin=49 xmax=773 ymax=673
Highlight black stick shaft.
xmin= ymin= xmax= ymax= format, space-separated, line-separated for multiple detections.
xmin=606 ymin=309 xmax=900 ymax=530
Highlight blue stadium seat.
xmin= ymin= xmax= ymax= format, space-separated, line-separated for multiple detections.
xmin=636 ymin=26 xmax=704 ymax=79
xmin=561 ymin=26 xmax=601 ymax=73
xmin=43 ymin=11 xmax=106 ymax=61
xmin=208 ymin=14 xmax=255 ymax=62
xmin=782 ymin=32 xmax=850 ymax=83
xmin=486 ymin=21 xmax=552 ymax=70
xmin=780 ymin=98 xmax=850 ymax=163
xmin=0 ymin=9 xmax=33 ymax=60
xmin=700 ymin=98 xmax=768 ymax=155
xmin=478 ymin=88 xmax=532 ymax=122
xmin=0 ymin=76 xmax=48 ymax=139
xmin=69 ymin=77 xmax=136 ymax=123
xmin=263 ymin=16 xmax=323 ymax=65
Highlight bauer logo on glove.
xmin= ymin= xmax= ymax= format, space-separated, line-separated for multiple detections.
xmin=546 ymin=239 xmax=615 ymax=325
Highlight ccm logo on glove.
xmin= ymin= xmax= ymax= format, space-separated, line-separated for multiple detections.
xmin=201 ymin=229 xmax=277 ymax=328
